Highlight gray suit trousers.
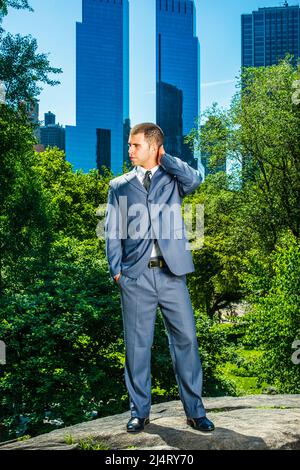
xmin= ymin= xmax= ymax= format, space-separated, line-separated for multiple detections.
xmin=118 ymin=264 xmax=206 ymax=419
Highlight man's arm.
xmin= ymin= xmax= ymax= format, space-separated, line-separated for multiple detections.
xmin=157 ymin=146 xmax=202 ymax=197
xmin=105 ymin=183 xmax=122 ymax=282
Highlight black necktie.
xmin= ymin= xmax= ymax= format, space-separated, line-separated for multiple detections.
xmin=143 ymin=170 xmax=152 ymax=192
xmin=142 ymin=170 xmax=159 ymax=252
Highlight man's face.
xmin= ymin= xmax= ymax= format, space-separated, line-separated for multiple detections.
xmin=128 ymin=133 xmax=156 ymax=167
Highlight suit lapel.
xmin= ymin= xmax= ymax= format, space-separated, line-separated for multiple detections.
xmin=124 ymin=169 xmax=147 ymax=194
xmin=123 ymin=166 xmax=172 ymax=195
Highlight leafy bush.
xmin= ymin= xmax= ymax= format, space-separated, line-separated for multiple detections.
xmin=0 ymin=236 xmax=127 ymax=440
xmin=242 ymin=231 xmax=300 ymax=393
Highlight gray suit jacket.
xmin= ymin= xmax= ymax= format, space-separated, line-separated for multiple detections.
xmin=105 ymin=153 xmax=202 ymax=280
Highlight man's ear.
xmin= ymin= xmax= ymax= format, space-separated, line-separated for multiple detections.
xmin=150 ymin=143 xmax=158 ymax=154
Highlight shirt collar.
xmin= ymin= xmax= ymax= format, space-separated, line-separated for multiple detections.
xmin=135 ymin=165 xmax=160 ymax=178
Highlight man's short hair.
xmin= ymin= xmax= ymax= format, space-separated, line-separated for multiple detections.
xmin=130 ymin=122 xmax=164 ymax=148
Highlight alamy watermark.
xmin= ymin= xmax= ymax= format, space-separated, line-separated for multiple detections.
xmin=96 ymin=200 xmax=205 ymax=251
xmin=0 ymin=81 xmax=6 ymax=105
xmin=0 ymin=340 xmax=6 ymax=365
xmin=291 ymin=339 xmax=300 ymax=365
xmin=292 ymin=79 xmax=300 ymax=105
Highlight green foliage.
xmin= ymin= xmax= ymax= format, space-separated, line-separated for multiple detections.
xmin=188 ymin=59 xmax=300 ymax=300
xmin=0 ymin=0 xmax=32 ymax=19
xmin=77 ymin=436 xmax=110 ymax=451
xmin=187 ymin=104 xmax=229 ymax=174
xmin=64 ymin=433 xmax=76 ymax=445
xmin=16 ymin=433 xmax=31 ymax=441
xmin=151 ymin=309 xmax=237 ymax=400
xmin=236 ymin=62 xmax=300 ymax=244
xmin=0 ymin=0 xmax=32 ymax=34
xmin=187 ymin=172 xmax=252 ymax=316
xmin=241 ymin=231 xmax=300 ymax=393
xmin=0 ymin=33 xmax=62 ymax=107
xmin=215 ymin=346 xmax=268 ymax=396
xmin=186 ymin=59 xmax=300 ymax=395
xmin=0 ymin=106 xmax=125 ymax=441
xmin=64 ymin=433 xmax=110 ymax=450
xmin=0 ymin=235 xmax=127 ymax=440
xmin=32 ymin=147 xmax=112 ymax=240
xmin=1 ymin=56 xmax=300 ymax=443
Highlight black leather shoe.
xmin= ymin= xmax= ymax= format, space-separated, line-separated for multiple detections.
xmin=187 ymin=416 xmax=215 ymax=432
xmin=126 ymin=416 xmax=150 ymax=433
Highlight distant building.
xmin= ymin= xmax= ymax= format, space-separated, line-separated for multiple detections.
xmin=156 ymin=0 xmax=200 ymax=169
xmin=39 ymin=112 xmax=65 ymax=151
xmin=242 ymin=3 xmax=300 ymax=68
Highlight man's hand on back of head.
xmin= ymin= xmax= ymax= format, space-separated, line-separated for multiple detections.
xmin=157 ymin=145 xmax=165 ymax=166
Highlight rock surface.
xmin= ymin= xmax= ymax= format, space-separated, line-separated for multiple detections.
xmin=0 ymin=394 xmax=299 ymax=450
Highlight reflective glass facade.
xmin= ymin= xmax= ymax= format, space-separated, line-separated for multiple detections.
xmin=242 ymin=5 xmax=300 ymax=67
xmin=40 ymin=125 xmax=66 ymax=151
xmin=156 ymin=0 xmax=200 ymax=169
xmin=66 ymin=0 xmax=129 ymax=174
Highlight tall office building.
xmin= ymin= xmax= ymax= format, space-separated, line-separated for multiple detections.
xmin=66 ymin=0 xmax=129 ymax=174
xmin=156 ymin=0 xmax=200 ymax=169
xmin=44 ymin=111 xmax=56 ymax=127
xmin=242 ymin=2 xmax=300 ymax=68
xmin=39 ymin=112 xmax=65 ymax=151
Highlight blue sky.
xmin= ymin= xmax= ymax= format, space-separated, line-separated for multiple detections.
xmin=3 ymin=0 xmax=295 ymax=126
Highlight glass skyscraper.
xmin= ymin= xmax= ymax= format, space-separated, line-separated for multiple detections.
xmin=39 ymin=112 xmax=65 ymax=151
xmin=156 ymin=0 xmax=200 ymax=169
xmin=242 ymin=3 xmax=300 ymax=68
xmin=66 ymin=0 xmax=129 ymax=174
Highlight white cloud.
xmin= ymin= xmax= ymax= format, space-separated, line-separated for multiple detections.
xmin=201 ymin=79 xmax=235 ymax=88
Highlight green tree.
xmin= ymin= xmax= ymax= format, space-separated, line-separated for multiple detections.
xmin=0 ymin=0 xmax=33 ymax=34
xmin=196 ymin=105 xmax=228 ymax=175
xmin=185 ymin=59 xmax=300 ymax=317
xmin=0 ymin=0 xmax=130 ymax=442
xmin=31 ymin=147 xmax=113 ymax=241
xmin=0 ymin=113 xmax=121 ymax=439
xmin=185 ymin=172 xmax=250 ymax=317
xmin=242 ymin=231 xmax=300 ymax=393
xmin=0 ymin=0 xmax=32 ymax=16
xmin=0 ymin=33 xmax=62 ymax=107
xmin=0 ymin=105 xmax=52 ymax=294
xmin=184 ymin=58 xmax=300 ymax=393
xmin=238 ymin=60 xmax=300 ymax=241
xmin=190 ymin=58 xmax=300 ymax=246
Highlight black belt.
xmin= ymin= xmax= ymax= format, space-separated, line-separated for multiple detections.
xmin=148 ymin=257 xmax=167 ymax=268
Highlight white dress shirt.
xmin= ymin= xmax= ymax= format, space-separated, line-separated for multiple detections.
xmin=135 ymin=165 xmax=162 ymax=258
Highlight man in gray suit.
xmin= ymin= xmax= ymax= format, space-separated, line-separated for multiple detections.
xmin=105 ymin=122 xmax=214 ymax=433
